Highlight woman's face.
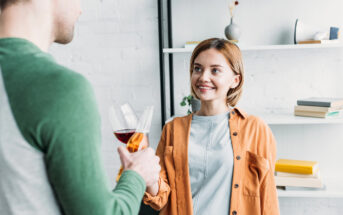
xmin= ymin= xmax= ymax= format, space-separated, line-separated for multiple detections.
xmin=191 ymin=48 xmax=240 ymax=104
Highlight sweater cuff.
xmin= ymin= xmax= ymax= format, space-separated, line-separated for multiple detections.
xmin=116 ymin=170 xmax=146 ymax=200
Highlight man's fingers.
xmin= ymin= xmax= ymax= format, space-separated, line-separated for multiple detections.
xmin=117 ymin=146 xmax=131 ymax=167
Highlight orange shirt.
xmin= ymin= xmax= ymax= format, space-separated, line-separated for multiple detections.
xmin=144 ymin=108 xmax=280 ymax=215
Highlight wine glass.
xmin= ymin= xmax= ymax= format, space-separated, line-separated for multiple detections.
xmin=109 ymin=103 xmax=138 ymax=181
xmin=125 ymin=106 xmax=154 ymax=153
xmin=109 ymin=104 xmax=154 ymax=181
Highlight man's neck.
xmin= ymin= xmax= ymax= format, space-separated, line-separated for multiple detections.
xmin=0 ymin=2 xmax=54 ymax=52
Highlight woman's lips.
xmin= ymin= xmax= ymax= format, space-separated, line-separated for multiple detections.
xmin=197 ymin=85 xmax=215 ymax=93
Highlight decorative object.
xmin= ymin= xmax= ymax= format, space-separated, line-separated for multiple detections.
xmin=294 ymin=18 xmax=340 ymax=44
xmin=224 ymin=1 xmax=241 ymax=41
xmin=180 ymin=95 xmax=201 ymax=114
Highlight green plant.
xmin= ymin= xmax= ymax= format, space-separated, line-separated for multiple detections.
xmin=180 ymin=95 xmax=193 ymax=114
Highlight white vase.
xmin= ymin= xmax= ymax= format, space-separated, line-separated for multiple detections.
xmin=225 ymin=17 xmax=241 ymax=41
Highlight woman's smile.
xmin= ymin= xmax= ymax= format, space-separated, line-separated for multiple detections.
xmin=196 ymin=84 xmax=216 ymax=93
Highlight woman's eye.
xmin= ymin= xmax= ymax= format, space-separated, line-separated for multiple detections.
xmin=194 ymin=66 xmax=201 ymax=72
xmin=212 ymin=68 xmax=220 ymax=74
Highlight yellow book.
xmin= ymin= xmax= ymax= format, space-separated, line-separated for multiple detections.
xmin=297 ymin=40 xmax=339 ymax=44
xmin=184 ymin=41 xmax=200 ymax=49
xmin=275 ymin=159 xmax=319 ymax=174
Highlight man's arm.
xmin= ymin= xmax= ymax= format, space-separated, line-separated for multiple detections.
xmin=40 ymin=71 xmax=146 ymax=215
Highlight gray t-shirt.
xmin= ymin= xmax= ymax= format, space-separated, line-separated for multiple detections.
xmin=188 ymin=111 xmax=234 ymax=215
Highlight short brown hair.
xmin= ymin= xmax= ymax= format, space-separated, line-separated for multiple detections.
xmin=190 ymin=38 xmax=244 ymax=107
xmin=0 ymin=0 xmax=24 ymax=9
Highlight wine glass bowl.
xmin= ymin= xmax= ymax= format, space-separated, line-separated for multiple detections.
xmin=109 ymin=103 xmax=138 ymax=144
xmin=114 ymin=129 xmax=136 ymax=144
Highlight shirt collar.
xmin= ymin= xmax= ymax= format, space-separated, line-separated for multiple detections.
xmin=233 ymin=107 xmax=247 ymax=119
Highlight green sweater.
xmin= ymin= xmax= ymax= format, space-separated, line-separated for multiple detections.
xmin=0 ymin=38 xmax=145 ymax=215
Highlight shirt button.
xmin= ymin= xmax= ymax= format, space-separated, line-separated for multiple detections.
xmin=233 ymin=132 xmax=238 ymax=136
xmin=236 ymin=155 xmax=241 ymax=160
xmin=232 ymin=210 xmax=237 ymax=215
xmin=234 ymin=184 xmax=239 ymax=188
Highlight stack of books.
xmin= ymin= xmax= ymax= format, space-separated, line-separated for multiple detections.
xmin=184 ymin=41 xmax=200 ymax=49
xmin=294 ymin=97 xmax=343 ymax=118
xmin=274 ymin=159 xmax=324 ymax=190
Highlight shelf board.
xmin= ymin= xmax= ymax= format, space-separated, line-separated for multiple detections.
xmin=163 ymin=43 xmax=343 ymax=54
xmin=277 ymin=178 xmax=343 ymax=198
xmin=167 ymin=112 xmax=343 ymax=125
xmin=258 ymin=112 xmax=343 ymax=125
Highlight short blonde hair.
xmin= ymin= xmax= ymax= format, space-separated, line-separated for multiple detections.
xmin=190 ymin=38 xmax=244 ymax=107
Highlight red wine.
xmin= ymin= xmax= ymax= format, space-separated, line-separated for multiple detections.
xmin=114 ymin=129 xmax=135 ymax=144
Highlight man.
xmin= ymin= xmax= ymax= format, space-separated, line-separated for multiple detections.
xmin=0 ymin=0 xmax=160 ymax=214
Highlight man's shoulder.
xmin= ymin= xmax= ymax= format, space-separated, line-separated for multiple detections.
xmin=29 ymin=55 xmax=89 ymax=89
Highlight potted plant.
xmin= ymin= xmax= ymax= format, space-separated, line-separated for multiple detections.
xmin=180 ymin=95 xmax=201 ymax=114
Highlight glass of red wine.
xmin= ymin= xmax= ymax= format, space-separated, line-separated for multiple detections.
xmin=109 ymin=103 xmax=138 ymax=145
xmin=109 ymin=104 xmax=154 ymax=181
xmin=109 ymin=103 xmax=138 ymax=181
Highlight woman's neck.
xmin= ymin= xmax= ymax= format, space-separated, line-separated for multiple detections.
xmin=196 ymin=100 xmax=230 ymax=116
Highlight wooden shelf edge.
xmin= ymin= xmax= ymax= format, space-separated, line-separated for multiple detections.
xmin=163 ymin=43 xmax=343 ymax=54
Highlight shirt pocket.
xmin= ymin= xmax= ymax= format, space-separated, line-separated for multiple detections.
xmin=243 ymin=151 xmax=270 ymax=197
xmin=164 ymin=146 xmax=175 ymax=188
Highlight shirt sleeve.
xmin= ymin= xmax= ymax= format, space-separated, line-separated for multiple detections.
xmin=143 ymin=125 xmax=171 ymax=210
xmin=259 ymin=123 xmax=280 ymax=215
xmin=38 ymin=71 xmax=146 ymax=215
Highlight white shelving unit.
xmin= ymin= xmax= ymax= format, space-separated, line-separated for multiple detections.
xmin=163 ymin=43 xmax=343 ymax=54
xmin=277 ymin=177 xmax=343 ymax=198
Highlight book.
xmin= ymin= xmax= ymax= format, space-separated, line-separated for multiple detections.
xmin=297 ymin=97 xmax=343 ymax=107
xmin=228 ymin=39 xmax=238 ymax=43
xmin=184 ymin=41 xmax=200 ymax=49
xmin=297 ymin=40 xmax=340 ymax=44
xmin=276 ymin=170 xmax=320 ymax=179
xmin=294 ymin=105 xmax=343 ymax=113
xmin=275 ymin=159 xmax=318 ymax=175
xmin=294 ymin=110 xmax=341 ymax=118
xmin=277 ymin=185 xmax=326 ymax=191
xmin=274 ymin=175 xmax=323 ymax=188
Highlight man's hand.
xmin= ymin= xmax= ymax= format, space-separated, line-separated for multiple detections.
xmin=117 ymin=146 xmax=161 ymax=187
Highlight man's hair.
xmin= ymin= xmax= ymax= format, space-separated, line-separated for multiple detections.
xmin=189 ymin=38 xmax=245 ymax=107
xmin=0 ymin=0 xmax=24 ymax=9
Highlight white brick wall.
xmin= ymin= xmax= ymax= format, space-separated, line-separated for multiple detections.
xmin=49 ymin=0 xmax=343 ymax=214
xmin=50 ymin=0 xmax=161 ymax=187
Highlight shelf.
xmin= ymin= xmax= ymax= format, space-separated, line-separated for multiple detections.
xmin=277 ymin=178 xmax=343 ymax=198
xmin=163 ymin=43 xmax=343 ymax=54
xmin=258 ymin=112 xmax=343 ymax=125
xmin=167 ymin=112 xmax=343 ymax=125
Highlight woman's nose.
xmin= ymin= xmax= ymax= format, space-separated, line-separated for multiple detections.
xmin=199 ymin=70 xmax=211 ymax=81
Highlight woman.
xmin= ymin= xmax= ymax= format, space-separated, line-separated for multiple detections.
xmin=143 ymin=38 xmax=279 ymax=215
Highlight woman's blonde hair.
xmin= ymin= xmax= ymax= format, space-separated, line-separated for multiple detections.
xmin=190 ymin=38 xmax=244 ymax=107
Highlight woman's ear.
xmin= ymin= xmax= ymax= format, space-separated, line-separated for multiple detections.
xmin=231 ymin=75 xmax=240 ymax=89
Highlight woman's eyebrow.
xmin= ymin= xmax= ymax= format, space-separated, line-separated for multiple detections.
xmin=194 ymin=63 xmax=225 ymax=68
xmin=210 ymin=64 xmax=224 ymax=67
